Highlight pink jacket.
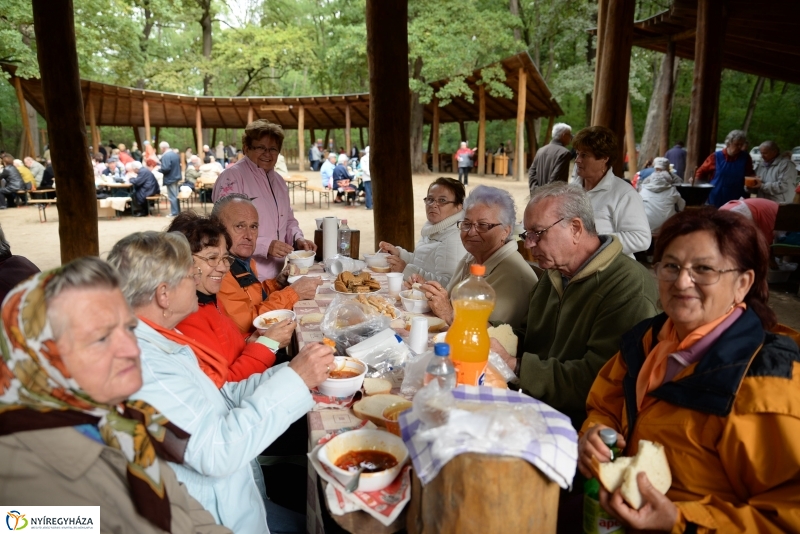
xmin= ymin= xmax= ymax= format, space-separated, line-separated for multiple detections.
xmin=212 ymin=156 xmax=304 ymax=280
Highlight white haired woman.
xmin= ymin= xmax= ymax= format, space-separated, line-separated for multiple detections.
xmin=332 ymin=153 xmax=356 ymax=203
xmin=107 ymin=231 xmax=333 ymax=534
xmin=0 ymin=257 xmax=230 ymax=533
xmin=413 ymin=185 xmax=538 ymax=329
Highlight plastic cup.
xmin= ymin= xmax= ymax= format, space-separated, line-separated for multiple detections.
xmin=386 ymin=273 xmax=404 ymax=296
xmin=745 ymin=177 xmax=758 ymax=188
xmin=408 ymin=316 xmax=429 ymax=354
xmin=382 ymin=401 xmax=413 ymax=436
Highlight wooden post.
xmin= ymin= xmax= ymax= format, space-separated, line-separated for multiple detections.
xmin=515 ymin=68 xmax=527 ymax=182
xmin=298 ymin=105 xmax=305 ymax=172
xmin=247 ymin=105 xmax=254 ymax=125
xmin=154 ymin=126 xmax=160 ymax=145
xmin=211 ymin=128 xmax=217 ymax=147
xmin=477 ymin=85 xmax=486 ymax=175
xmin=592 ymin=0 xmax=609 ymax=125
xmin=133 ymin=127 xmax=142 ymax=149
xmin=12 ymin=77 xmax=36 ymax=159
xmin=685 ymin=0 xmax=726 ymax=182
xmin=32 ymin=0 xmax=98 ymax=261
xmin=345 ymin=104 xmax=351 ymax=154
xmin=87 ymin=96 xmax=100 ymax=154
xmin=143 ymin=99 xmax=151 ymax=144
xmin=659 ymin=40 xmax=676 ymax=155
xmin=544 ymin=116 xmax=555 ymax=145
xmin=366 ymin=0 xmax=414 ymax=250
xmin=625 ymin=93 xmax=638 ymax=174
xmin=195 ymin=105 xmax=203 ymax=156
xmin=432 ymin=99 xmax=440 ymax=173
xmin=359 ymin=127 xmax=365 ymax=149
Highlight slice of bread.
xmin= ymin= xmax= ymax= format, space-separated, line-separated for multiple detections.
xmin=363 ymin=377 xmax=392 ymax=396
xmin=352 ymin=394 xmax=408 ymax=427
xmin=488 ymin=324 xmax=518 ymax=356
xmin=596 ymin=440 xmax=672 ymax=510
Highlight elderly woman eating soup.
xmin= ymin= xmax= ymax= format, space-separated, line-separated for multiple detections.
xmin=107 ymin=231 xmax=334 ymax=534
xmin=412 ymin=185 xmax=538 ymax=329
xmin=0 ymin=258 xmax=230 ymax=533
xmin=379 ymin=177 xmax=467 ymax=286
xmin=578 ymin=208 xmax=800 ymax=533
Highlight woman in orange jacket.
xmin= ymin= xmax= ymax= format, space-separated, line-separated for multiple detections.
xmin=578 ymin=208 xmax=800 ymax=533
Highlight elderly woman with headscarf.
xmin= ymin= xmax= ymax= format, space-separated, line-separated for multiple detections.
xmin=695 ymin=129 xmax=756 ymax=208
xmin=0 ymin=257 xmax=230 ymax=533
xmin=212 ymin=120 xmax=315 ymax=281
xmin=578 ymin=208 xmax=800 ymax=533
xmin=107 ymin=231 xmax=333 ymax=534
xmin=411 ymin=185 xmax=538 ymax=329
xmin=638 ymin=157 xmax=685 ymax=234
xmin=380 ymin=177 xmax=468 ymax=287
xmin=572 ymin=126 xmax=650 ymax=257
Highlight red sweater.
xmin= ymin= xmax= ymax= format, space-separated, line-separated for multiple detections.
xmin=176 ymin=296 xmax=276 ymax=385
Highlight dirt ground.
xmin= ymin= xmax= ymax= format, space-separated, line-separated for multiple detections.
xmin=3 ymin=170 xmax=799 ymax=329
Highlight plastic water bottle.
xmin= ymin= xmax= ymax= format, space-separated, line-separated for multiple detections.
xmin=424 ymin=343 xmax=456 ymax=390
xmin=338 ymin=219 xmax=351 ymax=258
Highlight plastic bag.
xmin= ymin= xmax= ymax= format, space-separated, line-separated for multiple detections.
xmin=320 ymin=295 xmax=391 ymax=354
xmin=361 ymin=343 xmax=411 ymax=388
xmin=400 ymin=349 xmax=435 ymax=397
xmin=488 ymin=351 xmax=518 ymax=384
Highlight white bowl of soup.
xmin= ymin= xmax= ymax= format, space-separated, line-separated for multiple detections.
xmin=288 ymin=250 xmax=316 ymax=269
xmin=399 ymin=290 xmax=431 ymax=313
xmin=317 ymin=428 xmax=408 ymax=492
xmin=317 ymin=357 xmax=367 ymax=398
xmin=253 ymin=310 xmax=296 ymax=330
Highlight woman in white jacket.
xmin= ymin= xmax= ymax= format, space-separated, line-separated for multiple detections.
xmin=379 ymin=177 xmax=467 ymax=286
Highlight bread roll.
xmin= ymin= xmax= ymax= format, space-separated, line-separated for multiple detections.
xmin=488 ymin=324 xmax=518 ymax=356
xmin=596 ymin=440 xmax=672 ymax=510
xmin=363 ymin=377 xmax=392 ymax=396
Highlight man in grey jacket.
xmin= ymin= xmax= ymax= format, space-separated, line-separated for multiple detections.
xmin=23 ymin=157 xmax=45 ymax=188
xmin=159 ymin=141 xmax=182 ymax=216
xmin=750 ymin=140 xmax=797 ymax=204
xmin=528 ymin=122 xmax=573 ymax=193
xmin=0 ymin=153 xmax=24 ymax=209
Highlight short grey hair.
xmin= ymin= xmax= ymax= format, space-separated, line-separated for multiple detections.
xmin=106 ymin=231 xmax=193 ymax=309
xmin=759 ymin=140 xmax=779 ymax=154
xmin=463 ymin=185 xmax=516 ymax=243
xmin=328 ymin=153 xmax=337 ymax=161
xmin=211 ymin=193 xmax=254 ymax=219
xmin=724 ymin=130 xmax=748 ymax=147
xmin=159 ymin=141 xmax=170 ymax=149
xmin=528 ymin=182 xmax=597 ymax=236
xmin=189 ymin=155 xmax=200 ymax=166
xmin=337 ymin=154 xmax=349 ymax=165
xmin=552 ymin=123 xmax=572 ymax=140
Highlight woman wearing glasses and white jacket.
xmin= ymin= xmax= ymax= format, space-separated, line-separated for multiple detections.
xmin=379 ymin=177 xmax=468 ymax=287
xmin=412 ymin=185 xmax=539 ymax=330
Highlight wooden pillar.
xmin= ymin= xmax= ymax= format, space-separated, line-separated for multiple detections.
xmin=211 ymin=128 xmax=217 ymax=147
xmin=87 ymin=96 xmax=100 ymax=154
xmin=310 ymin=127 xmax=316 ymax=148
xmin=685 ymin=0 xmax=726 ymax=182
xmin=591 ymin=0 xmax=635 ymax=177
xmin=625 ymin=93 xmax=637 ymax=174
xmin=12 ymin=77 xmax=36 ymax=159
xmin=359 ymin=127 xmax=365 ymax=149
xmin=592 ymin=0 xmax=608 ymax=125
xmin=544 ymin=116 xmax=555 ymax=145
xmin=515 ymin=68 xmax=527 ymax=182
xmin=366 ymin=0 xmax=414 ymax=250
xmin=432 ymin=99 xmax=440 ymax=173
xmin=298 ymin=105 xmax=305 ymax=172
xmin=154 ymin=126 xmax=160 ymax=145
xmin=247 ymin=105 xmax=254 ymax=125
xmin=143 ymin=99 xmax=151 ymax=144
xmin=345 ymin=104 xmax=351 ymax=154
xmin=132 ymin=126 xmax=142 ymax=149
xmin=195 ymin=105 xmax=203 ymax=156
xmin=477 ymin=85 xmax=486 ymax=175
xmin=659 ymin=39 xmax=676 ymax=155
xmin=32 ymin=0 xmax=98 ymax=261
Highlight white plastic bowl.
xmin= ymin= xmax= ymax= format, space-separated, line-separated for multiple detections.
xmin=317 ymin=357 xmax=367 ymax=397
xmin=363 ymin=252 xmax=390 ymax=268
xmin=288 ymin=250 xmax=316 ymax=269
xmin=318 ymin=428 xmax=409 ymax=492
xmin=253 ymin=309 xmax=296 ymax=330
xmin=399 ymin=290 xmax=431 ymax=313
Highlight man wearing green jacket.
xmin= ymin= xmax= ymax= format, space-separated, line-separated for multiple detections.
xmin=494 ymin=182 xmax=658 ymax=430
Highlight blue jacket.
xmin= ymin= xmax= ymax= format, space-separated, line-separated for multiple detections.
xmin=130 ymin=168 xmax=160 ymax=205
xmin=160 ymin=150 xmax=182 ymax=185
xmin=129 ymin=322 xmax=314 ymax=534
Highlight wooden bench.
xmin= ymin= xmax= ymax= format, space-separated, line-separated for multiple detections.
xmin=304 ymin=184 xmax=332 ymax=209
xmin=146 ymin=195 xmax=163 ymax=216
xmin=27 ymin=199 xmax=58 ymax=222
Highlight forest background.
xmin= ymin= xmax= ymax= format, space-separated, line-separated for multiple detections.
xmin=1 ymin=0 xmax=798 ymax=171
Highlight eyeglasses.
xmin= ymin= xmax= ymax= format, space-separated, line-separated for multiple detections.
xmin=249 ymin=145 xmax=280 ymax=156
xmin=519 ymin=218 xmax=564 ymax=243
xmin=193 ymin=254 xmax=235 ymax=268
xmin=654 ymin=262 xmax=740 ymax=285
xmin=457 ymin=220 xmax=503 ymax=233
xmin=423 ymin=197 xmax=456 ymax=206
xmin=185 ymin=268 xmax=202 ymax=281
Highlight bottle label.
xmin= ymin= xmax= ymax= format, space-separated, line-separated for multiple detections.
xmin=583 ymin=494 xmax=624 ymax=534
xmin=453 ymin=360 xmax=486 ymax=386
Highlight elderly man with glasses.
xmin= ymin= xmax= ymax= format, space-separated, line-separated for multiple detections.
xmin=490 ymin=182 xmax=658 ymax=432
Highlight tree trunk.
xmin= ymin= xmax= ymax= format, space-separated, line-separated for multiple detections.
xmin=509 ymin=0 xmax=521 ymax=41
xmin=742 ymin=76 xmax=765 ymax=134
xmin=459 ymin=122 xmax=467 ymax=143
xmin=409 ymin=90 xmax=428 ymax=173
xmin=638 ymin=52 xmax=671 ymax=169
xmin=199 ymin=0 xmax=213 ymax=96
xmin=585 ymin=32 xmax=594 ymax=126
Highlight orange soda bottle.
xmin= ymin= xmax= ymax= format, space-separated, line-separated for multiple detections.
xmin=445 ymin=264 xmax=496 ymax=386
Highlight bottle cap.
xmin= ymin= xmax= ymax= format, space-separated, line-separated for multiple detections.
xmin=341 ymin=219 xmax=348 ymax=225
xmin=434 ymin=343 xmax=450 ymax=356
xmin=469 ymin=264 xmax=486 ymax=276
xmin=598 ymin=428 xmax=618 ymax=447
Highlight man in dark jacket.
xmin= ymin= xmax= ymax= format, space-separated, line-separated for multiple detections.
xmin=159 ymin=141 xmax=182 ymax=217
xmin=528 ymin=123 xmax=573 ymax=193
xmin=0 ymin=153 xmax=24 ymax=209
xmin=129 ymin=161 xmax=160 ymax=217
xmin=664 ymin=141 xmax=687 ymax=178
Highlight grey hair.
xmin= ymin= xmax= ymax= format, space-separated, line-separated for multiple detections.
xmin=328 ymin=153 xmax=337 ymax=160
xmin=528 ymin=182 xmax=597 ymax=236
xmin=463 ymin=185 xmax=516 ymax=243
xmin=0 ymin=223 xmax=11 ymax=258
xmin=189 ymin=155 xmax=200 ymax=165
xmin=211 ymin=193 xmax=254 ymax=219
xmin=759 ymin=140 xmax=779 ymax=154
xmin=159 ymin=141 xmax=170 ymax=149
xmin=724 ymin=130 xmax=748 ymax=146
xmin=337 ymin=154 xmax=349 ymax=165
xmin=552 ymin=123 xmax=572 ymax=140
xmin=44 ymin=257 xmax=121 ymax=338
xmin=106 ymin=231 xmax=193 ymax=309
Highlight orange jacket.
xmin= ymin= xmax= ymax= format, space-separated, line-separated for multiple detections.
xmin=217 ymin=257 xmax=298 ymax=334
xmin=582 ymin=310 xmax=800 ymax=534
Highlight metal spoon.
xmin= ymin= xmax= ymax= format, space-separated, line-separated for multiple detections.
xmin=344 ymin=465 xmax=365 ymax=493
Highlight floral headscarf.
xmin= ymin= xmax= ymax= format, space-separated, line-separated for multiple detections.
xmin=0 ymin=270 xmax=190 ymax=533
